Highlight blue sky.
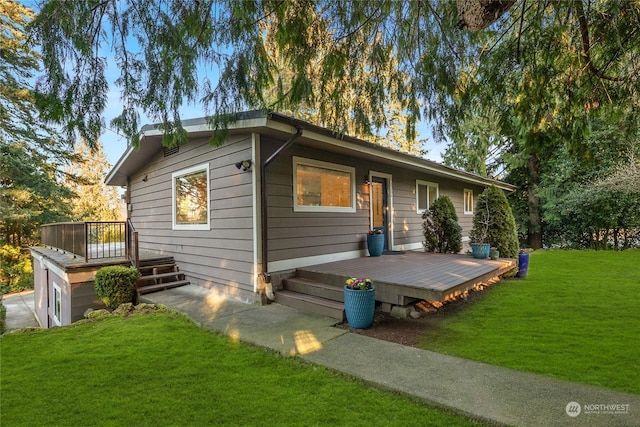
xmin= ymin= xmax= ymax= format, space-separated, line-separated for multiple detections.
xmin=22 ymin=1 xmax=444 ymax=166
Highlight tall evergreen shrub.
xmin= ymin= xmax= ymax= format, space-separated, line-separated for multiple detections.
xmin=422 ymin=195 xmax=462 ymax=253
xmin=94 ymin=266 xmax=139 ymax=309
xmin=470 ymin=186 xmax=519 ymax=257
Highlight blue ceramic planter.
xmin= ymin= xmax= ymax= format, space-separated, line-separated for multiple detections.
xmin=367 ymin=234 xmax=384 ymax=257
xmin=517 ymin=252 xmax=530 ymax=278
xmin=471 ymin=243 xmax=491 ymax=259
xmin=343 ymin=286 xmax=375 ymax=329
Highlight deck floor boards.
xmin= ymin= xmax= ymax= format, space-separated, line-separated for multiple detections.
xmin=298 ymin=251 xmax=516 ymax=303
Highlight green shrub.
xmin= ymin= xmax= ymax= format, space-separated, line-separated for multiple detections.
xmin=422 ymin=195 xmax=462 ymax=253
xmin=470 ymin=186 xmax=519 ymax=258
xmin=0 ymin=245 xmax=34 ymax=294
xmin=94 ymin=266 xmax=139 ymax=309
xmin=0 ymin=298 xmax=6 ymax=334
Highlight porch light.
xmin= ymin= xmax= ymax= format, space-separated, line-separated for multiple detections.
xmin=235 ymin=159 xmax=252 ymax=172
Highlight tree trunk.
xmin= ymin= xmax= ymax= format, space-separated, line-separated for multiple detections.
xmin=527 ymin=153 xmax=543 ymax=249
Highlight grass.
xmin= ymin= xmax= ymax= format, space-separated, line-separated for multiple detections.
xmin=1 ymin=312 xmax=481 ymax=426
xmin=418 ymin=250 xmax=640 ymax=394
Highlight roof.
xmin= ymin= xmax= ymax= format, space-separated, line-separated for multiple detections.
xmin=105 ymin=110 xmax=516 ymax=191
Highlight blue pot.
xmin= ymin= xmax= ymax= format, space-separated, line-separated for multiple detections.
xmin=343 ymin=286 xmax=375 ymax=329
xmin=367 ymin=234 xmax=384 ymax=257
xmin=517 ymin=253 xmax=530 ymax=278
xmin=471 ymin=243 xmax=490 ymax=259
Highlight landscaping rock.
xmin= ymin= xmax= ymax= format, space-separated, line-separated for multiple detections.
xmin=83 ymin=308 xmax=94 ymax=318
xmin=87 ymin=309 xmax=111 ymax=320
xmin=390 ymin=305 xmax=412 ymax=319
xmin=114 ymin=303 xmax=135 ymax=316
xmin=409 ymin=309 xmax=422 ymax=319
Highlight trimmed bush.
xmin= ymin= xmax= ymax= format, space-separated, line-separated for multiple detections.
xmin=94 ymin=266 xmax=139 ymax=310
xmin=470 ymin=186 xmax=519 ymax=258
xmin=422 ymin=195 xmax=462 ymax=253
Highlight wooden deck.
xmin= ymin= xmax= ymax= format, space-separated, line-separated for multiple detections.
xmin=297 ymin=251 xmax=516 ymax=304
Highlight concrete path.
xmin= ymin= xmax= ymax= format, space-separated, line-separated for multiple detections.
xmin=2 ymin=291 xmax=40 ymax=332
xmin=2 ymin=290 xmax=40 ymax=332
xmin=142 ymin=285 xmax=640 ymax=427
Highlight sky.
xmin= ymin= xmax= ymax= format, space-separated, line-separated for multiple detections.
xmin=99 ymin=81 xmax=445 ymax=168
xmin=21 ymin=0 xmax=445 ymax=167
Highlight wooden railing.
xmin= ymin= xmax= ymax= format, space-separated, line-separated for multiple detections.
xmin=41 ymin=221 xmax=137 ymax=265
xmin=126 ymin=219 xmax=139 ymax=268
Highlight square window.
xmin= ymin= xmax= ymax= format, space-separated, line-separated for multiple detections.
xmin=416 ymin=180 xmax=439 ymax=213
xmin=293 ymin=157 xmax=356 ymax=213
xmin=172 ymin=163 xmax=210 ymax=230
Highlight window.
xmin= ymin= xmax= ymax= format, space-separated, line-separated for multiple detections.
xmin=172 ymin=163 xmax=210 ymax=230
xmin=293 ymin=157 xmax=356 ymax=213
xmin=53 ymin=283 xmax=62 ymax=326
xmin=464 ymin=189 xmax=474 ymax=214
xmin=416 ymin=180 xmax=439 ymax=212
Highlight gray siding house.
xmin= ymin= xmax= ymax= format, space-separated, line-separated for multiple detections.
xmin=105 ymin=111 xmax=515 ymax=305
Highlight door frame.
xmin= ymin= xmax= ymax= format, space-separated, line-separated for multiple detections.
xmin=368 ymin=171 xmax=394 ymax=251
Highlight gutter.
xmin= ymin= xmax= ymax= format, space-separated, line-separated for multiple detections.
xmin=260 ymin=123 xmax=304 ymax=299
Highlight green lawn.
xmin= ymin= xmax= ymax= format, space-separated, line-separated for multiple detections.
xmin=419 ymin=250 xmax=640 ymax=394
xmin=1 ymin=312 xmax=481 ymax=426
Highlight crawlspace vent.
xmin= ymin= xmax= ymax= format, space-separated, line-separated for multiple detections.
xmin=164 ymin=146 xmax=179 ymax=157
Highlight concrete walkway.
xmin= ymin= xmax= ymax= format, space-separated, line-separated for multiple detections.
xmin=2 ymin=290 xmax=40 ymax=332
xmin=141 ymin=285 xmax=640 ymax=427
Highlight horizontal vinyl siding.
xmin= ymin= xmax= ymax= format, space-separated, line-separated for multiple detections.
xmin=267 ymin=145 xmax=489 ymax=263
xmin=266 ymin=145 xmax=370 ymax=263
xmin=129 ymin=134 xmax=257 ymax=301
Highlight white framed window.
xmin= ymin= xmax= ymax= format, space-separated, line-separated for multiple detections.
xmin=52 ymin=282 xmax=62 ymax=326
xmin=464 ymin=189 xmax=474 ymax=214
xmin=172 ymin=163 xmax=211 ymax=230
xmin=416 ymin=180 xmax=439 ymax=213
xmin=293 ymin=156 xmax=356 ymax=213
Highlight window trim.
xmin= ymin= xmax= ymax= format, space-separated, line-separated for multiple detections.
xmin=52 ymin=282 xmax=62 ymax=326
xmin=416 ymin=180 xmax=439 ymax=213
xmin=293 ymin=156 xmax=356 ymax=213
xmin=172 ymin=163 xmax=211 ymax=231
xmin=463 ymin=189 xmax=474 ymax=215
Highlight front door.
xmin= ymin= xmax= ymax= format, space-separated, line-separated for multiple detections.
xmin=370 ymin=176 xmax=389 ymax=251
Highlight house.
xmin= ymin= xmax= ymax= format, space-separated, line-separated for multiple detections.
xmin=106 ymin=111 xmax=514 ymax=302
xmin=31 ymin=111 xmax=515 ymax=327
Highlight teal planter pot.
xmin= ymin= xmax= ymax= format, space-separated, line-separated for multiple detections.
xmin=343 ymin=286 xmax=375 ymax=329
xmin=367 ymin=233 xmax=384 ymax=257
xmin=471 ymin=243 xmax=490 ymax=259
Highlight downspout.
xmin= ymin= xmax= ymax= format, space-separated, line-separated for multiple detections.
xmin=261 ymin=124 xmax=303 ymax=300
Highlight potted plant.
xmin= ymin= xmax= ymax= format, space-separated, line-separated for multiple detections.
xmin=343 ymin=277 xmax=375 ymax=329
xmin=366 ymin=229 xmax=384 ymax=257
xmin=490 ymin=246 xmax=499 ymax=260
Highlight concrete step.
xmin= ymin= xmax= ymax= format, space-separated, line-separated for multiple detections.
xmin=275 ymin=290 xmax=344 ymax=321
xmin=283 ymin=277 xmax=344 ymax=302
xmin=137 ymin=280 xmax=190 ymax=295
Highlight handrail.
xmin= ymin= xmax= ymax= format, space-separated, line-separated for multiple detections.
xmin=41 ymin=221 xmax=130 ymax=263
xmin=126 ymin=218 xmax=139 ymax=268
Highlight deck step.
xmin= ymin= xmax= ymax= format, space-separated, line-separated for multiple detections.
xmin=283 ymin=277 xmax=344 ymax=302
xmin=137 ymin=271 xmax=184 ymax=285
xmin=137 ymin=280 xmax=190 ymax=295
xmin=137 ymin=263 xmax=177 ymax=273
xmin=275 ymin=290 xmax=344 ymax=320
